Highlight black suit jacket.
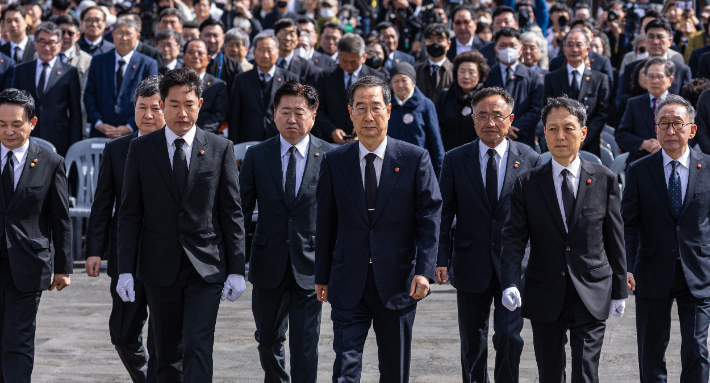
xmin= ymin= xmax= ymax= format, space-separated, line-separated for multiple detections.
xmin=0 ymin=40 xmax=35 ymax=63
xmin=11 ymin=59 xmax=82 ymax=156
xmin=158 ymin=58 xmax=184 ymax=75
xmin=197 ymin=73 xmax=228 ymax=133
xmin=262 ymin=8 xmax=299 ymax=29
xmin=549 ymin=51 xmax=614 ymax=87
xmin=438 ymin=139 xmax=541 ymax=292
xmin=695 ymin=89 xmax=710 ymax=154
xmin=77 ymin=36 xmax=115 ymax=56
xmin=85 ymin=131 xmax=137 ymax=278
xmin=314 ymin=65 xmax=385 ymax=140
xmin=227 ymin=67 xmax=299 ymax=143
xmin=206 ymin=51 xmax=241 ymax=96
xmin=623 ymin=149 xmax=710 ymax=299
xmin=501 ymin=158 xmax=627 ymax=323
xmin=445 ymin=35 xmax=489 ymax=63
xmin=310 ymin=51 xmax=335 ymax=70
xmin=483 ymin=64 xmax=544 ymax=146
xmin=621 ymin=58 xmax=691 ymax=98
xmin=0 ymin=139 xmax=72 ymax=292
xmin=136 ymin=41 xmax=164 ymax=68
xmin=240 ymin=134 xmax=333 ymax=290
xmin=689 ymin=44 xmax=710 ymax=77
xmin=0 ymin=53 xmax=15 ymax=91
xmin=616 ymin=94 xmax=656 ymax=165
xmin=544 ymin=67 xmax=610 ymax=156
xmin=285 ymin=55 xmax=321 ymax=86
xmin=117 ymin=127 xmax=246 ymax=286
xmin=478 ymin=42 xmax=498 ymax=68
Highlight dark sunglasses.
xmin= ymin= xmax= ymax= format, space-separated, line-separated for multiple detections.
xmin=61 ymin=29 xmax=76 ymax=37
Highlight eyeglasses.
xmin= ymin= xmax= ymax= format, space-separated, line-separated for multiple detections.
xmin=522 ymin=44 xmax=539 ymax=51
xmin=646 ymin=34 xmax=669 ymax=41
xmin=83 ymin=18 xmax=104 ymax=24
xmin=646 ymin=74 xmax=668 ymax=81
xmin=35 ymin=40 xmax=59 ymax=47
xmin=564 ymin=43 xmax=587 ymax=49
xmin=114 ymin=31 xmax=137 ymax=38
xmin=657 ymin=121 xmax=692 ymax=130
xmin=473 ymin=113 xmax=512 ymax=124
xmin=60 ymin=29 xmax=76 ymax=37
xmin=353 ymin=106 xmax=386 ymax=115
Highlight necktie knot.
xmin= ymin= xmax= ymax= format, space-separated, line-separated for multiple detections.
xmin=174 ymin=138 xmax=185 ymax=150
xmin=561 ymin=169 xmax=570 ymax=178
xmin=118 ymin=59 xmax=126 ymax=67
xmin=41 ymin=62 xmax=48 ymax=69
xmin=671 ymin=160 xmax=679 ymax=170
xmin=431 ymin=64 xmax=439 ymax=73
xmin=653 ymin=97 xmax=660 ymax=106
xmin=487 ymin=148 xmax=496 ymax=159
xmin=365 ymin=153 xmax=377 ymax=164
xmin=288 ymin=146 xmax=296 ymax=155
xmin=6 ymin=151 xmax=13 ymax=162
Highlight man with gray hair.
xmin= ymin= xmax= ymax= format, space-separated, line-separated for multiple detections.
xmin=85 ymin=75 xmax=166 ymax=383
xmin=224 ymin=27 xmax=252 ymax=72
xmin=11 ymin=21 xmax=82 ymax=156
xmin=84 ymin=16 xmax=158 ymax=138
xmin=520 ymin=31 xmax=548 ymax=74
xmin=314 ymin=33 xmax=384 ymax=144
xmin=622 ymin=94 xmax=710 ymax=383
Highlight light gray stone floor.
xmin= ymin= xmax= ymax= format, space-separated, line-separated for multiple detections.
xmin=31 ymin=268 xmax=684 ymax=382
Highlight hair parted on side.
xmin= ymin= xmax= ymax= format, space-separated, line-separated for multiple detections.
xmin=541 ymin=95 xmax=587 ymax=128
xmin=159 ymin=68 xmax=204 ymax=101
xmin=273 ymin=81 xmax=319 ymax=112
xmin=347 ymin=75 xmax=391 ymax=107
xmin=134 ymin=75 xmax=163 ymax=107
xmin=470 ymin=86 xmax=514 ymax=111
xmin=0 ymin=88 xmax=35 ymax=121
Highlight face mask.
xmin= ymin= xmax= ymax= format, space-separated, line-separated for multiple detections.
xmin=365 ymin=55 xmax=383 ymax=69
xmin=295 ymin=47 xmax=309 ymax=59
xmin=277 ymin=0 xmax=288 ymax=7
xmin=426 ymin=43 xmax=446 ymax=58
xmin=321 ymin=7 xmax=335 ymax=19
xmin=496 ymin=47 xmax=521 ymax=64
xmin=636 ymin=51 xmax=649 ymax=60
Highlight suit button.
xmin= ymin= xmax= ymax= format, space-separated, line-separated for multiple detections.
xmin=491 ymin=242 xmax=495 ymax=246
xmin=672 ymin=249 xmax=676 ymax=253
xmin=370 ymin=230 xmax=374 ymax=234
xmin=677 ymin=226 xmax=681 ymax=231
xmin=289 ymin=217 xmax=293 ymax=222
xmin=179 ymin=212 xmax=184 ymax=217
xmin=179 ymin=234 xmax=184 ymax=239
xmin=492 ymin=219 xmax=496 ymax=223
xmin=285 ymin=240 xmax=289 ymax=244
xmin=561 ymin=271 xmax=566 ymax=276
xmin=566 ymin=246 xmax=570 ymax=251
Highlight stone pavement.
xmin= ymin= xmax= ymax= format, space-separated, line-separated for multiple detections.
xmin=31 ymin=269 xmax=684 ymax=382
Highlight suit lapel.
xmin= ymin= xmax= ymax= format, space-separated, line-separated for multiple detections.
xmin=23 ymin=43 xmax=35 ymax=62
xmin=488 ymin=65 xmax=504 ymax=88
xmin=44 ymin=60 xmax=63 ymax=94
xmin=679 ymin=149 xmax=703 ymax=218
xmin=292 ymin=135 xmax=321 ymax=208
xmin=463 ymin=140 xmax=493 ymax=211
xmin=496 ymin=139 xmax=520 ymax=213
xmin=28 ymin=60 xmax=39 ymax=99
xmin=567 ymin=159 xmax=595 ymax=233
xmin=151 ymin=128 xmax=181 ymax=204
xmin=558 ymin=68 xmax=572 ymax=97
xmin=341 ymin=143 xmax=369 ymax=223
xmin=248 ymin=69 xmax=264 ymax=112
xmin=180 ymin=128 xmax=206 ymax=206
xmin=270 ymin=68 xmax=285 ymax=104
xmin=578 ymin=68 xmax=592 ymax=102
xmin=265 ymin=136 xmax=287 ymax=203
xmin=640 ymin=97 xmax=656 ymax=138
xmin=7 ymin=141 xmax=39 ymax=212
xmin=106 ymin=53 xmax=117 ymax=97
xmin=371 ymin=140 xmax=402 ymax=225
xmin=649 ymin=151 xmax=676 ymax=217
xmin=536 ymin=162 xmax=567 ymax=235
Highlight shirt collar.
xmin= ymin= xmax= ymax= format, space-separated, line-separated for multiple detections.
xmin=1 ymin=138 xmax=30 ymax=164
xmin=84 ymin=35 xmax=102 ymax=46
xmin=61 ymin=45 xmax=75 ymax=58
xmin=11 ymin=36 xmax=28 ymax=51
xmin=279 ymin=134 xmax=310 ymax=158
xmin=650 ymin=90 xmax=669 ymax=102
xmin=478 ymin=138 xmax=508 ymax=160
xmin=280 ymin=50 xmax=295 ymax=65
xmin=428 ymin=57 xmax=447 ymax=67
xmin=566 ymin=62 xmax=585 ymax=76
xmin=257 ymin=65 xmax=276 ymax=78
xmin=551 ymin=155 xmax=582 ymax=179
xmin=457 ymin=36 xmax=474 ymax=48
xmin=346 ymin=65 xmax=362 ymax=78
xmin=199 ymin=71 xmax=206 ymax=80
xmin=359 ymin=136 xmax=388 ymax=161
xmin=167 ymin=58 xmax=178 ymax=69
xmin=212 ymin=52 xmax=220 ymax=61
xmin=116 ymin=49 xmax=135 ymax=64
xmin=500 ymin=62 xmax=519 ymax=74
xmin=662 ymin=147 xmax=690 ymax=169
xmin=165 ymin=125 xmax=197 ymax=146
xmin=37 ymin=56 xmax=58 ymax=69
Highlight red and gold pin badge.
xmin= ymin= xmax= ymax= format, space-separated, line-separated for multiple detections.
xmin=514 ymin=161 xmax=520 ymax=168
xmin=314 ymin=152 xmax=319 ymax=157
xmin=395 ymin=167 xmax=400 ymax=172
xmin=1 ymin=59 xmax=5 ymax=63
xmin=315 ymin=59 xmax=319 ymax=63
xmin=277 ymin=78 xmax=281 ymax=81
xmin=199 ymin=150 xmax=205 ymax=155
xmin=510 ymin=76 xmax=515 ymax=80
xmin=587 ymin=179 xmax=592 ymax=184
xmin=30 ymin=158 xmax=37 ymax=168
xmin=132 ymin=65 xmax=136 ymax=69
xmin=585 ymin=76 xmax=590 ymax=81
xmin=206 ymin=82 xmax=211 ymax=86
xmin=56 ymin=71 xmax=61 ymax=75
xmin=698 ymin=164 xmax=703 ymax=168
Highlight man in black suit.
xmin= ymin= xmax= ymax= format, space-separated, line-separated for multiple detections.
xmin=155 ymin=29 xmax=183 ymax=75
xmin=228 ymin=33 xmax=298 ymax=143
xmin=274 ymin=19 xmax=320 ymax=86
xmin=500 ymin=96 xmax=627 ymax=383
xmin=437 ymin=87 xmax=541 ymax=383
xmin=200 ymin=18 xmax=242 ymax=95
xmin=483 ymin=28 xmax=543 ymax=148
xmin=620 ymin=20 xmax=692 ymax=99
xmin=116 ymin=68 xmax=247 ymax=382
xmin=318 ymin=22 xmax=342 ymax=63
xmin=544 ymin=30 xmax=609 ymax=157
xmin=296 ymin=17 xmax=335 ymax=70
xmin=240 ymin=81 xmax=332 ymax=383
xmin=548 ymin=20 xmax=614 ymax=86
xmin=182 ymin=39 xmax=227 ymax=134
xmin=11 ymin=22 xmax=81 ymax=156
xmin=446 ymin=5 xmax=489 ymax=63
xmin=617 ymin=58 xmax=673 ymax=167
xmin=315 ymin=75 xmax=442 ymax=382
xmin=0 ymin=88 xmax=72 ymax=383
xmin=85 ymin=75 xmax=164 ymax=383
xmin=623 ymin=95 xmax=710 ymax=383
xmin=477 ymin=6 xmax=519 ymax=68
xmin=78 ymin=6 xmax=115 ymax=56
xmin=315 ymin=33 xmax=385 ymax=144
xmin=694 ymin=90 xmax=710 ymax=153
xmin=0 ymin=53 xmax=15 ymax=91
xmin=0 ymin=4 xmax=36 ymax=63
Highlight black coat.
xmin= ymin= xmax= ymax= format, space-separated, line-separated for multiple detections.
xmin=239 ymin=134 xmax=333 ymax=290
xmin=11 ymin=59 xmax=82 ymax=156
xmin=435 ymin=85 xmax=479 ymax=151
xmin=310 ymin=51 xmax=336 ymax=70
xmin=544 ymin=67 xmax=610 ymax=157
xmin=136 ymin=41 xmax=164 ymax=67
xmin=262 ymin=8 xmax=299 ymax=29
xmin=615 ymin=94 xmax=656 ymax=165
xmin=0 ymin=40 xmax=35 ymax=63
xmin=206 ymin=51 xmax=242 ymax=96
xmin=694 ymin=89 xmax=710 ymax=154
xmin=117 ymin=127 xmax=246 ymax=286
xmin=196 ymin=73 xmax=228 ymax=133
xmin=284 ymin=54 xmax=321 ymax=86
xmin=77 ymin=36 xmax=114 ymax=56
xmin=501 ymin=158 xmax=627 ymax=323
xmin=158 ymin=58 xmax=184 ymax=75
xmin=549 ymin=51 xmax=614 ymax=88
xmin=227 ymin=66 xmax=299 ymax=143
xmin=689 ymin=44 xmax=710 ymax=77
xmin=445 ymin=35 xmax=489 ymax=63
xmin=0 ymin=52 xmax=14 ymax=91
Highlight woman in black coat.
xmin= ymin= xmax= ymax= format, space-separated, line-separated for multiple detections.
xmin=435 ymin=50 xmax=490 ymax=152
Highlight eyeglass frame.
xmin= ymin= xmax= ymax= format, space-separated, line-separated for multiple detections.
xmin=656 ymin=121 xmax=694 ymax=130
xmin=351 ymin=105 xmax=388 ymax=115
xmin=472 ymin=112 xmax=513 ymax=124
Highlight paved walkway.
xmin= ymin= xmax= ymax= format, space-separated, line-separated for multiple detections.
xmin=31 ymin=270 xmax=684 ymax=382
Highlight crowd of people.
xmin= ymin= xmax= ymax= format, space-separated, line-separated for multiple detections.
xmin=0 ymin=0 xmax=709 ymax=382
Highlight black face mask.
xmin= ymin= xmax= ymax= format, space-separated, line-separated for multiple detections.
xmin=277 ymin=1 xmax=288 ymax=8
xmin=426 ymin=43 xmax=446 ymax=58
xmin=365 ymin=56 xmax=383 ymax=69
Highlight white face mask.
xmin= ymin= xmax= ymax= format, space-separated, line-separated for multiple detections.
xmin=295 ymin=47 xmax=309 ymax=59
xmin=321 ymin=7 xmax=335 ymax=19
xmin=636 ymin=52 xmax=649 ymax=60
xmin=496 ymin=47 xmax=521 ymax=65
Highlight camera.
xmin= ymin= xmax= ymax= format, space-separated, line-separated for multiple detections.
xmin=608 ymin=10 xmax=619 ymax=22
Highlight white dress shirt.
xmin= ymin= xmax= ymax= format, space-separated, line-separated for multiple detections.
xmin=280 ymin=134 xmax=309 ymax=193
xmin=499 ymin=62 xmax=519 ymax=87
xmin=566 ymin=62 xmax=585 ymax=90
xmin=344 ymin=65 xmax=363 ymax=89
xmin=649 ymin=90 xmax=668 ymax=109
xmin=166 ymin=58 xmax=179 ymax=70
xmin=662 ymin=147 xmax=689 ymax=201
xmin=0 ymin=139 xmax=30 ymax=190
xmin=456 ymin=36 xmax=474 ymax=54
xmin=166 ymin=125 xmax=196 ymax=169
xmin=115 ymin=49 xmax=135 ymax=77
xmin=35 ymin=56 xmax=57 ymax=91
xmin=428 ymin=57 xmax=446 ymax=74
xmin=84 ymin=35 xmax=102 ymax=46
xmin=359 ymin=137 xmax=387 ymax=187
xmin=479 ymin=139 xmax=508 ymax=198
xmin=59 ymin=45 xmax=74 ymax=63
xmin=257 ymin=65 xmax=276 ymax=82
xmin=551 ymin=156 xmax=581 ymax=232
xmin=10 ymin=37 xmax=28 ymax=62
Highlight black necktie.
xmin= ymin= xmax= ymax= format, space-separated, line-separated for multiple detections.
xmin=364 ymin=153 xmax=377 ymax=221
xmin=58 ymin=52 xmax=66 ymax=63
xmin=430 ymin=64 xmax=439 ymax=86
xmin=173 ymin=138 xmax=188 ymax=200
xmin=486 ymin=148 xmax=498 ymax=210
xmin=505 ymin=67 xmax=513 ymax=89
xmin=561 ymin=169 xmax=575 ymax=230
xmin=37 ymin=62 xmax=49 ymax=101
xmin=116 ymin=59 xmax=126 ymax=94
xmin=278 ymin=58 xmax=288 ymax=69
xmin=285 ymin=146 xmax=297 ymax=207
xmin=570 ymin=71 xmax=580 ymax=99
xmin=13 ymin=46 xmax=20 ymax=62
xmin=346 ymin=73 xmax=353 ymax=91
xmin=3 ymin=151 xmax=14 ymax=208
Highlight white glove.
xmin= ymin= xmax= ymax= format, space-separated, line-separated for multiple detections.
xmin=116 ymin=273 xmax=135 ymax=302
xmin=221 ymin=274 xmax=246 ymax=302
xmin=502 ymin=287 xmax=522 ymax=311
xmin=609 ymin=299 xmax=625 ymax=318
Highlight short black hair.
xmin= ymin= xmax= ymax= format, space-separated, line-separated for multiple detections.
xmin=374 ymin=21 xmax=398 ymax=38
xmin=542 ymin=95 xmax=587 ymax=128
xmin=494 ymin=26 xmax=521 ymax=44
xmin=570 ymin=18 xmax=593 ymax=31
xmin=347 ymin=75 xmax=391 ymax=107
xmin=183 ymin=20 xmax=199 ymax=29
xmin=640 ymin=9 xmax=662 ymax=27
xmin=1 ymin=3 xmax=25 ymax=22
xmin=274 ymin=18 xmax=299 ymax=36
xmin=450 ymin=5 xmax=476 ymax=21
xmin=0 ymin=88 xmax=35 ymax=121
xmin=492 ymin=6 xmax=517 ymax=22
xmin=320 ymin=21 xmax=344 ymax=35
xmin=273 ymin=81 xmax=319 ymax=112
xmin=296 ymin=15 xmax=317 ymax=28
xmin=133 ymin=75 xmax=163 ymax=107
xmin=470 ymin=86 xmax=514 ymax=112
xmin=645 ymin=18 xmax=672 ymax=35
xmin=80 ymin=6 xmax=105 ymax=21
xmin=159 ymin=67 xmax=204 ymax=101
xmin=182 ymin=38 xmax=206 ymax=55
xmin=423 ymin=23 xmax=450 ymax=40
xmin=52 ymin=0 xmax=71 ymax=11
xmin=549 ymin=3 xmax=569 ymax=14
xmin=55 ymin=14 xmax=80 ymax=29
xmin=198 ymin=18 xmax=225 ymax=33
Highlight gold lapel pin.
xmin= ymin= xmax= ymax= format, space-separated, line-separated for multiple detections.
xmin=56 ymin=71 xmax=61 ymax=75
xmin=587 ymin=179 xmax=591 ymax=184
xmin=514 ymin=161 xmax=520 ymax=168
xmin=585 ymin=76 xmax=590 ymax=81
xmin=395 ymin=167 xmax=400 ymax=172
xmin=206 ymin=82 xmax=211 ymax=86
xmin=199 ymin=150 xmax=205 ymax=155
